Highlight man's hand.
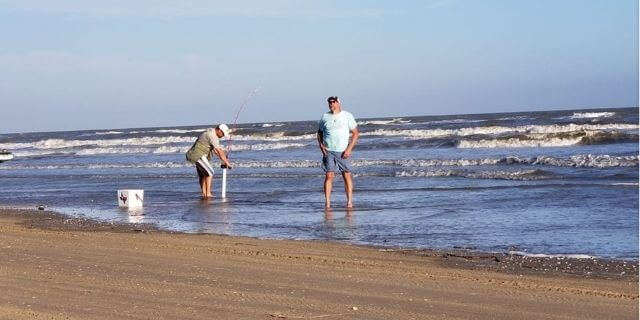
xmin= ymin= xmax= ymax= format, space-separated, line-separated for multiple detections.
xmin=342 ymin=149 xmax=352 ymax=159
xmin=320 ymin=145 xmax=328 ymax=157
xmin=317 ymin=131 xmax=328 ymax=157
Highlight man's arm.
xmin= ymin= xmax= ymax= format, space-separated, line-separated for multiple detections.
xmin=317 ymin=130 xmax=328 ymax=156
xmin=213 ymin=147 xmax=232 ymax=168
xmin=342 ymin=127 xmax=359 ymax=159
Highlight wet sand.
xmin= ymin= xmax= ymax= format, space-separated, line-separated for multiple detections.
xmin=0 ymin=208 xmax=637 ymax=319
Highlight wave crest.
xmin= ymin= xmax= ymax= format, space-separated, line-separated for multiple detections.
xmin=457 ymin=131 xmax=638 ymax=148
xmin=395 ymin=169 xmax=551 ymax=180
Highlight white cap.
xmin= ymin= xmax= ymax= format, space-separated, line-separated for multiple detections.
xmin=217 ymin=124 xmax=230 ymax=137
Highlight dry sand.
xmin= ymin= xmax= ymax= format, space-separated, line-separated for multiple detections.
xmin=0 ymin=209 xmax=637 ymax=320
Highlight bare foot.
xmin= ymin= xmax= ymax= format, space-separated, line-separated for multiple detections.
xmin=325 ymin=202 xmax=331 ymax=209
xmin=346 ymin=202 xmax=353 ymax=208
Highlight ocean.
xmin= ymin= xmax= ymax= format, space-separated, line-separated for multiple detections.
xmin=0 ymin=107 xmax=638 ymax=260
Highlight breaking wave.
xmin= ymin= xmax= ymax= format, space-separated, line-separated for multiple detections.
xmin=457 ymin=131 xmax=638 ymax=148
xmin=570 ymin=112 xmax=615 ymax=119
xmin=2 ymin=123 xmax=636 ymax=155
xmin=362 ymin=123 xmax=638 ymax=139
xmin=9 ymin=142 xmax=308 ymax=157
xmin=129 ymin=128 xmax=207 ymax=134
xmin=232 ymin=132 xmax=316 ymax=142
xmin=358 ymin=118 xmax=411 ymax=126
xmin=0 ymin=136 xmax=194 ymax=150
xmin=394 ymin=169 xmax=552 ymax=180
xmin=260 ymin=123 xmax=285 ymax=127
xmin=0 ymin=161 xmax=190 ymax=170
xmin=355 ymin=155 xmax=638 ymax=168
xmin=496 ymin=154 xmax=638 ymax=167
xmin=229 ymin=143 xmax=307 ymax=151
xmin=93 ymin=131 xmax=124 ymax=135
xmin=420 ymin=118 xmax=487 ymax=125
xmin=4 ymin=154 xmax=633 ymax=170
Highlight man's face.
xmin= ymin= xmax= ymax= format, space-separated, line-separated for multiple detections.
xmin=215 ymin=128 xmax=224 ymax=138
xmin=328 ymin=100 xmax=340 ymax=113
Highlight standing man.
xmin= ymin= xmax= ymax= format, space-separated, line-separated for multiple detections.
xmin=317 ymin=96 xmax=359 ymax=208
xmin=186 ymin=124 xmax=233 ymax=198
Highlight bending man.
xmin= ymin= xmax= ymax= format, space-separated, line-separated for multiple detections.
xmin=186 ymin=124 xmax=233 ymax=198
xmin=317 ymin=96 xmax=359 ymax=208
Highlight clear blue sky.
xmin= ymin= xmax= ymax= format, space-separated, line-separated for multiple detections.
xmin=0 ymin=0 xmax=637 ymax=133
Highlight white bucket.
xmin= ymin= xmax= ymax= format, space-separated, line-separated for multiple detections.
xmin=117 ymin=190 xmax=144 ymax=207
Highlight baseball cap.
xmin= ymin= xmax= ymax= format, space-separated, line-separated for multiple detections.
xmin=327 ymin=96 xmax=339 ymax=103
xmin=217 ymin=124 xmax=230 ymax=137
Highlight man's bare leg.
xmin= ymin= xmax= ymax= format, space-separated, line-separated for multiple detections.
xmin=199 ymin=176 xmax=207 ymax=198
xmin=324 ymin=172 xmax=334 ymax=208
xmin=204 ymin=175 xmax=213 ymax=198
xmin=343 ymin=172 xmax=353 ymax=208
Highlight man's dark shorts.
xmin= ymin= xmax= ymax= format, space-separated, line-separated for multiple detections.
xmin=195 ymin=156 xmax=214 ymax=178
xmin=322 ymin=151 xmax=353 ymax=173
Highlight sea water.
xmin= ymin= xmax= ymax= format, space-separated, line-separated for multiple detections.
xmin=0 ymin=107 xmax=638 ymax=259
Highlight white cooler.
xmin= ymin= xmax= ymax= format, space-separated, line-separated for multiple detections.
xmin=117 ymin=190 xmax=144 ymax=207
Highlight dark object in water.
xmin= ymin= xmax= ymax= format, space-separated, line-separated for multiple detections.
xmin=37 ymin=205 xmax=46 ymax=211
xmin=0 ymin=149 xmax=13 ymax=163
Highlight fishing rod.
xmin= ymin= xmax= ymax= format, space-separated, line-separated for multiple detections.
xmin=227 ymin=86 xmax=260 ymax=154
xmin=220 ymin=87 xmax=260 ymax=199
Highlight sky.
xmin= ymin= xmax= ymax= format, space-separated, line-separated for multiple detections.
xmin=0 ymin=0 xmax=638 ymax=133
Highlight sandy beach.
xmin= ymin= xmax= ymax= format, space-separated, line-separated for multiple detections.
xmin=0 ymin=208 xmax=637 ymax=320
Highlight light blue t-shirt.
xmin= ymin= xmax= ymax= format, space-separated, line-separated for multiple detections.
xmin=318 ymin=111 xmax=357 ymax=152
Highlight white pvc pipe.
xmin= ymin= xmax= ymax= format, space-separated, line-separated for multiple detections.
xmin=221 ymin=168 xmax=227 ymax=198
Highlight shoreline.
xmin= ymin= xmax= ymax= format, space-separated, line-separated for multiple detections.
xmin=0 ymin=208 xmax=637 ymax=319
xmin=4 ymin=207 xmax=638 ymax=281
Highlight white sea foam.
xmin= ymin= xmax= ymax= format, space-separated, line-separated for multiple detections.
xmin=525 ymin=154 xmax=639 ymax=167
xmin=93 ymin=131 xmax=124 ymax=135
xmin=75 ymin=147 xmax=153 ymax=155
xmin=457 ymin=129 xmax=637 ymax=148
xmin=394 ymin=169 xmax=549 ymax=180
xmin=236 ymin=160 xmax=319 ymax=168
xmin=495 ymin=116 xmax=536 ymax=121
xmin=570 ymin=112 xmax=615 ymax=119
xmin=358 ymin=118 xmax=410 ymax=126
xmin=130 ymin=128 xmax=207 ymax=134
xmin=457 ymin=137 xmax=583 ymax=148
xmin=229 ymin=142 xmax=307 ymax=151
xmin=260 ymin=123 xmax=284 ymax=127
xmin=0 ymin=136 xmax=194 ymax=151
xmin=360 ymin=123 xmax=640 ymax=138
xmin=2 ymin=154 xmax=636 ymax=170
xmin=8 ymin=141 xmax=307 ymax=157
xmin=508 ymin=251 xmax=597 ymax=259
xmin=0 ymin=136 xmax=310 ymax=154
xmin=362 ymin=123 xmax=638 ymax=139
xmin=152 ymin=129 xmax=206 ymax=134
xmin=231 ymin=133 xmax=316 ymax=142
xmin=422 ymin=119 xmax=487 ymax=125
xmin=0 ymin=142 xmax=33 ymax=150
xmin=355 ymin=159 xmax=502 ymax=167
xmin=11 ymin=150 xmax=75 ymax=157
xmin=3 ymin=123 xmax=634 ymax=154
xmin=359 ymin=155 xmax=638 ymax=168
xmin=0 ymin=161 xmax=190 ymax=170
